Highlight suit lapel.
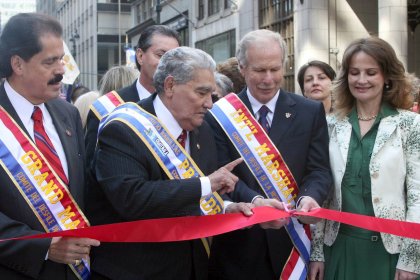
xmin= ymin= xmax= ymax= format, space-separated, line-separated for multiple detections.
xmin=189 ymin=128 xmax=201 ymax=164
xmin=371 ymin=117 xmax=397 ymax=160
xmin=269 ymin=90 xmax=296 ymax=145
xmin=45 ymin=101 xmax=74 ymax=185
xmin=238 ymin=89 xmax=296 ymax=146
xmin=331 ymin=117 xmax=352 ymax=165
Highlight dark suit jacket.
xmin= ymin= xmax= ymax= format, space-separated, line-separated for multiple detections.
xmin=0 ymin=82 xmax=86 ymax=279
xmin=85 ymin=81 xmax=139 ymax=170
xmin=208 ymin=89 xmax=332 ymax=280
xmin=87 ymin=93 xmax=218 ymax=280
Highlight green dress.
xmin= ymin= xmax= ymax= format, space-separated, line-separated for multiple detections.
xmin=324 ymin=104 xmax=399 ymax=280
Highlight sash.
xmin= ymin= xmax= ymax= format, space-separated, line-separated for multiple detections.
xmin=90 ymin=90 xmax=124 ymax=120
xmin=210 ymin=94 xmax=310 ymax=280
xmin=0 ymin=106 xmax=90 ymax=280
xmin=98 ymin=102 xmax=225 ymax=254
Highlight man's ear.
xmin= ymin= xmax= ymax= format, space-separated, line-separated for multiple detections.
xmin=11 ymin=55 xmax=24 ymax=75
xmin=136 ymin=48 xmax=144 ymax=66
xmin=163 ymin=75 xmax=175 ymax=97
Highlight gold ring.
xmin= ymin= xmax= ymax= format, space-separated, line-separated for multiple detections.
xmin=74 ymin=259 xmax=81 ymax=266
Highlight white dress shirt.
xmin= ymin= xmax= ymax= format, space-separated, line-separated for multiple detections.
xmin=136 ymin=77 xmax=152 ymax=101
xmin=4 ymin=80 xmax=69 ymax=177
xmin=247 ymin=88 xmax=280 ymax=124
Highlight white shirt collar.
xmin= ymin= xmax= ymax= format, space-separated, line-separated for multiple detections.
xmin=153 ymin=94 xmax=183 ymax=140
xmin=246 ymin=88 xmax=280 ymax=118
xmin=4 ymin=80 xmax=47 ymax=135
xmin=136 ymin=77 xmax=152 ymax=101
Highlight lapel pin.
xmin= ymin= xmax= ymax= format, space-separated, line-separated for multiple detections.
xmin=196 ymin=143 xmax=200 ymax=150
xmin=285 ymin=113 xmax=291 ymax=118
xmin=65 ymin=129 xmax=72 ymax=136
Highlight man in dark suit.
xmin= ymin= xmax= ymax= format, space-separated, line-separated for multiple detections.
xmin=208 ymin=29 xmax=332 ymax=279
xmin=0 ymin=13 xmax=99 ymax=279
xmin=84 ymin=25 xmax=180 ymax=168
xmin=87 ymin=46 xmax=258 ymax=280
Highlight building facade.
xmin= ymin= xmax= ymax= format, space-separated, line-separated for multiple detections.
xmin=36 ymin=0 xmax=420 ymax=93
xmin=37 ymin=0 xmax=132 ymax=90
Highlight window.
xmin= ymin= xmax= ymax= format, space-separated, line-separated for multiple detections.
xmin=195 ymin=30 xmax=235 ymax=63
xmin=259 ymin=0 xmax=294 ymax=92
xmin=224 ymin=0 xmax=231 ymax=9
xmin=198 ymin=0 xmax=205 ymax=20
xmin=208 ymin=0 xmax=220 ymax=16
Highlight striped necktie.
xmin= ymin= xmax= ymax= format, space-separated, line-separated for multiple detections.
xmin=258 ymin=105 xmax=271 ymax=133
xmin=32 ymin=106 xmax=68 ymax=184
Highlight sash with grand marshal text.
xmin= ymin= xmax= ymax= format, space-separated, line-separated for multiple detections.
xmin=0 ymin=106 xmax=90 ymax=280
xmin=98 ymin=102 xmax=225 ymax=255
xmin=210 ymin=93 xmax=311 ymax=280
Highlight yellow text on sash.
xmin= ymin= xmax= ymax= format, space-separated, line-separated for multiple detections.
xmin=231 ymin=109 xmax=258 ymax=140
xmin=178 ymin=159 xmax=196 ymax=178
xmin=200 ymin=197 xmax=222 ymax=215
xmin=255 ymin=144 xmax=296 ymax=203
xmin=21 ymin=151 xmax=81 ymax=229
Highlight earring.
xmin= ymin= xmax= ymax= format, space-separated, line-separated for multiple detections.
xmin=385 ymin=83 xmax=390 ymax=90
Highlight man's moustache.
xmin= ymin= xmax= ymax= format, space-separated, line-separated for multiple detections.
xmin=48 ymin=74 xmax=63 ymax=85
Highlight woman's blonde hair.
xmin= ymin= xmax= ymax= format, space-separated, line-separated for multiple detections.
xmin=98 ymin=66 xmax=138 ymax=95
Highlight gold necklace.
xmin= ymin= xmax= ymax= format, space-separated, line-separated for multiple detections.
xmin=357 ymin=114 xmax=377 ymax=121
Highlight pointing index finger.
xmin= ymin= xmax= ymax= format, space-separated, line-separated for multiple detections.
xmin=223 ymin=157 xmax=243 ymax=171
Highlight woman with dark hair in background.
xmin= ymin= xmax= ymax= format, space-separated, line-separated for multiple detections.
xmin=297 ymin=60 xmax=336 ymax=114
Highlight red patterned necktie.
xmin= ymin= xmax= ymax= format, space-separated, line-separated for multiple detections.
xmin=258 ymin=105 xmax=271 ymax=133
xmin=32 ymin=107 xmax=68 ymax=184
xmin=177 ymin=129 xmax=188 ymax=149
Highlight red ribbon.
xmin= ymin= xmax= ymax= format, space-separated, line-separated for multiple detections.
xmin=1 ymin=207 xmax=420 ymax=243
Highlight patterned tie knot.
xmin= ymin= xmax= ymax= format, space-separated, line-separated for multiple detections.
xmin=259 ymin=105 xmax=270 ymax=118
xmin=177 ymin=130 xmax=187 ymax=148
xmin=258 ymin=105 xmax=271 ymax=133
xmin=32 ymin=106 xmax=43 ymax=123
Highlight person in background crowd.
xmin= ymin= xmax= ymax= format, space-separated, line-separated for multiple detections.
xmin=297 ymin=60 xmax=336 ymax=114
xmin=75 ymin=66 xmax=139 ymax=128
xmin=309 ymin=37 xmax=420 ymax=280
xmin=216 ymin=57 xmax=246 ymax=93
xmin=213 ymin=72 xmax=234 ymax=101
xmin=87 ymin=46 xmax=270 ymax=280
xmin=70 ymin=84 xmax=90 ymax=103
xmin=0 ymin=13 xmax=99 ymax=280
xmin=74 ymin=91 xmax=100 ymax=128
xmin=84 ymin=25 xmax=180 ymax=171
xmin=98 ymin=65 xmax=139 ymax=96
xmin=208 ymin=29 xmax=332 ymax=280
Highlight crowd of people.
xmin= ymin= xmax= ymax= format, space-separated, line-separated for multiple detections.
xmin=0 ymin=12 xmax=419 ymax=280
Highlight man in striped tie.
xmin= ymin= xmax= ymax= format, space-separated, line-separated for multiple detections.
xmin=0 ymin=13 xmax=99 ymax=280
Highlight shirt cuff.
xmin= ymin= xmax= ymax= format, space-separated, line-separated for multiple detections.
xmin=200 ymin=177 xmax=211 ymax=196
xmin=296 ymin=196 xmax=308 ymax=208
xmin=251 ymin=195 xmax=264 ymax=204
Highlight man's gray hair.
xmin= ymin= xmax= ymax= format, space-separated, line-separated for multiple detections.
xmin=236 ymin=29 xmax=288 ymax=68
xmin=153 ymin=46 xmax=216 ymax=94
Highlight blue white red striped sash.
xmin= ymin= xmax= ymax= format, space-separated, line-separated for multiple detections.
xmin=90 ymin=90 xmax=124 ymax=120
xmin=210 ymin=94 xmax=311 ymax=280
xmin=0 ymin=106 xmax=90 ymax=280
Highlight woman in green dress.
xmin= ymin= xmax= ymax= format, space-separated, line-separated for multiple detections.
xmin=309 ymin=37 xmax=420 ymax=280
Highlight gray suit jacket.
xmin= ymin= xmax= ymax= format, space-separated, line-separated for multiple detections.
xmin=0 ymin=81 xmax=86 ymax=279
